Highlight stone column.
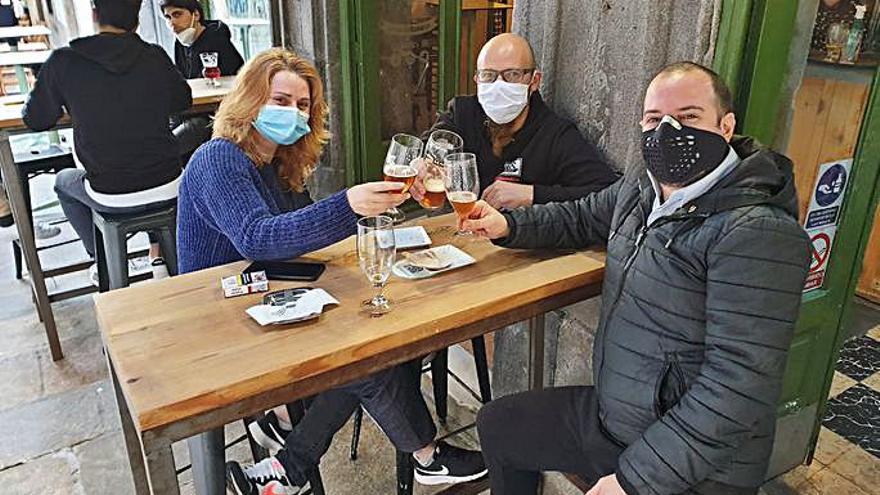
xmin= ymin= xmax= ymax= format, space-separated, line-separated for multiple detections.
xmin=492 ymin=0 xmax=722 ymax=396
xmin=286 ymin=0 xmax=349 ymax=199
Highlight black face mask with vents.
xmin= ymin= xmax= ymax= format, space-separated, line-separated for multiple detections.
xmin=641 ymin=116 xmax=729 ymax=186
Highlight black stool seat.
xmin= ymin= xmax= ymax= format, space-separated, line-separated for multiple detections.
xmin=10 ymin=144 xmax=77 ymax=280
xmin=93 ymin=201 xmax=178 ymax=291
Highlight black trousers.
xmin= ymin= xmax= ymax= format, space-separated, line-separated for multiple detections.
xmin=476 ymin=386 xmax=759 ymax=495
xmin=276 ymin=362 xmax=436 ymax=485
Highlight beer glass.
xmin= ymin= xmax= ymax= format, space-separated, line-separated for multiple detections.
xmin=200 ymin=51 xmax=221 ymax=86
xmin=419 ymin=130 xmax=463 ymax=210
xmin=383 ymin=133 xmax=422 ymax=223
xmin=444 ymin=152 xmax=480 ymax=236
xmin=358 ymin=216 xmax=396 ymax=316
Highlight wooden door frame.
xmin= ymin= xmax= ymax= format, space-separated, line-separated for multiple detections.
xmin=339 ymin=0 xmax=462 ymax=186
xmin=715 ymin=0 xmax=880 ymax=469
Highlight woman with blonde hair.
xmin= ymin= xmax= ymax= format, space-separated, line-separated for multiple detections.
xmin=177 ymin=48 xmax=486 ymax=495
xmin=177 ymin=48 xmax=405 ymax=272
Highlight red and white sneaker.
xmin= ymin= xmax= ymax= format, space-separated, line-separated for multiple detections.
xmin=226 ymin=456 xmax=308 ymax=495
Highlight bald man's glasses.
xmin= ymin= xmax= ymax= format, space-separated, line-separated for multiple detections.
xmin=476 ymin=68 xmax=535 ymax=84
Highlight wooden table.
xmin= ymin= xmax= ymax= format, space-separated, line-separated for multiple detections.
xmin=95 ymin=214 xmax=606 ymax=494
xmin=0 ymin=25 xmax=51 ymax=38
xmin=0 ymin=76 xmax=234 ymax=361
xmin=188 ymin=75 xmax=235 ymax=110
xmin=0 ymin=49 xmax=50 ymax=66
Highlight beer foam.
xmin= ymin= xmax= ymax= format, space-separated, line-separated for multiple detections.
xmin=447 ymin=191 xmax=477 ymax=202
xmin=425 ymin=178 xmax=445 ymax=192
xmin=384 ymin=165 xmax=417 ymax=177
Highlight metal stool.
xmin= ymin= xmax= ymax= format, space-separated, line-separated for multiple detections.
xmin=10 ymin=143 xmax=76 ymax=280
xmin=92 ymin=202 xmax=178 ymax=291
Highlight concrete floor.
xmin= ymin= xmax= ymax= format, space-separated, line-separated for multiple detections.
xmin=0 ymin=174 xmax=877 ymax=494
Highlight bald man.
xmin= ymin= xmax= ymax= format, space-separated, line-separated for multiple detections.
xmin=415 ymin=33 xmax=618 ymax=210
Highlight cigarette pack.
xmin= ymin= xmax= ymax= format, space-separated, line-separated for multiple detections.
xmin=221 ymin=271 xmax=269 ymax=298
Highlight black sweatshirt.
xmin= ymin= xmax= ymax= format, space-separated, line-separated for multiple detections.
xmin=174 ymin=20 xmax=244 ymax=79
xmin=426 ymin=92 xmax=619 ymax=204
xmin=23 ymin=32 xmax=192 ymax=194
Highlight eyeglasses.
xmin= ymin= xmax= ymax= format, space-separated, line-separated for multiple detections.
xmin=475 ymin=68 xmax=535 ymax=84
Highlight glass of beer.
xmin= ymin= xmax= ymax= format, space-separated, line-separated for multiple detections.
xmin=199 ymin=52 xmax=221 ymax=86
xmin=357 ymin=216 xmax=397 ymax=316
xmin=444 ymin=152 xmax=480 ymax=236
xmin=419 ymin=130 xmax=463 ymax=210
xmin=383 ymin=133 xmax=422 ymax=223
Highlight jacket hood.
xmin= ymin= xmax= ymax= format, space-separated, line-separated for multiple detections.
xmin=691 ymin=136 xmax=800 ymax=220
xmin=70 ymin=32 xmax=147 ymax=74
xmin=189 ymin=20 xmax=233 ymax=48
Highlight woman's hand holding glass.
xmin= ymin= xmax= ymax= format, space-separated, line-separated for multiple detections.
xmin=347 ymin=182 xmax=409 ymax=217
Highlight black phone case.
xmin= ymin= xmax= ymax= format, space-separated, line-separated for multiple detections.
xmin=244 ymin=261 xmax=325 ymax=281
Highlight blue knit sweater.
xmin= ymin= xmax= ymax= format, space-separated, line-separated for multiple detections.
xmin=177 ymin=138 xmax=358 ymax=273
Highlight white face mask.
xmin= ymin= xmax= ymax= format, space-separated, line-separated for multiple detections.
xmin=175 ymin=16 xmax=198 ymax=47
xmin=477 ymin=80 xmax=530 ymax=124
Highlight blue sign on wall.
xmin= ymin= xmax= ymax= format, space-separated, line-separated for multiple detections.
xmin=815 ymin=164 xmax=847 ymax=207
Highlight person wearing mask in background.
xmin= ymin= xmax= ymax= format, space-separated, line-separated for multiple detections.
xmin=466 ymin=62 xmax=811 ymax=495
xmin=177 ymin=48 xmax=488 ymax=495
xmin=23 ymin=0 xmax=191 ymax=283
xmin=161 ymin=0 xmax=244 ymax=160
xmin=412 ymin=33 xmax=617 ymax=210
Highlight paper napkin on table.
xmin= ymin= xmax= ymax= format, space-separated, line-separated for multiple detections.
xmin=246 ymin=288 xmax=340 ymax=326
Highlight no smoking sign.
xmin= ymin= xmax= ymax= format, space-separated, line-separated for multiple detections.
xmin=804 ymin=226 xmax=837 ymax=293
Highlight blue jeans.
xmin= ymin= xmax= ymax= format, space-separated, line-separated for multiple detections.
xmin=54 ymin=169 xmax=172 ymax=257
xmin=277 ymin=361 xmax=437 ymax=485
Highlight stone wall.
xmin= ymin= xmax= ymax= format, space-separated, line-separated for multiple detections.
xmin=285 ymin=0 xmax=349 ymax=199
xmin=492 ymin=0 xmax=723 ymax=396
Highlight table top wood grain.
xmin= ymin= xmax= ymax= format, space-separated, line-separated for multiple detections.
xmin=95 ymin=215 xmax=606 ymax=438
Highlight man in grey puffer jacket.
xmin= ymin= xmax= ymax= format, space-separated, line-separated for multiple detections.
xmin=470 ymin=62 xmax=811 ymax=495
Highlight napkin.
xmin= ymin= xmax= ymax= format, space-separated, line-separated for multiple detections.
xmin=246 ymin=288 xmax=340 ymax=326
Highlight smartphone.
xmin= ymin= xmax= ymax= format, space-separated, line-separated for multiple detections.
xmin=244 ymin=261 xmax=325 ymax=281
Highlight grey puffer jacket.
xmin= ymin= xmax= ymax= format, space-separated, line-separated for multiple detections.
xmin=498 ymin=136 xmax=810 ymax=494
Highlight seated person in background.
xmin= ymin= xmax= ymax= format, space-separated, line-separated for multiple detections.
xmin=161 ymin=0 xmax=244 ymax=159
xmin=176 ymin=48 xmax=487 ymax=495
xmin=413 ymin=33 xmax=618 ymax=210
xmin=23 ymin=0 xmax=191 ymax=281
xmin=464 ymin=62 xmax=811 ymax=495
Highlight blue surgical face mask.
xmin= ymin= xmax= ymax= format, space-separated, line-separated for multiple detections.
xmin=253 ymin=105 xmax=311 ymax=146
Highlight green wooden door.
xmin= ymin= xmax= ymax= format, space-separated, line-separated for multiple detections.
xmin=340 ymin=0 xmax=461 ymax=186
xmin=715 ymin=0 xmax=880 ymax=476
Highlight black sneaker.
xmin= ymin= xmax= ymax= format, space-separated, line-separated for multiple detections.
xmin=248 ymin=410 xmax=292 ymax=453
xmin=414 ymin=441 xmax=488 ymax=485
xmin=226 ymin=457 xmax=308 ymax=495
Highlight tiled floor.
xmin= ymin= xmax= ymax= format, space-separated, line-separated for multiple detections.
xmin=0 ymin=170 xmax=878 ymax=494
xmin=759 ymin=328 xmax=880 ymax=495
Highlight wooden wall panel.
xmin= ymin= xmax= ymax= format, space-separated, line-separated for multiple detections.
xmin=857 ymin=205 xmax=880 ymax=303
xmin=786 ymin=75 xmax=877 ymax=302
xmin=786 ymin=78 xmax=870 ymax=222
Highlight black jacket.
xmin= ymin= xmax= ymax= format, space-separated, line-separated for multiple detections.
xmin=23 ymin=32 xmax=191 ymax=194
xmin=427 ymin=93 xmax=619 ymax=204
xmin=174 ymin=20 xmax=244 ymax=79
xmin=499 ymin=137 xmax=810 ymax=494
